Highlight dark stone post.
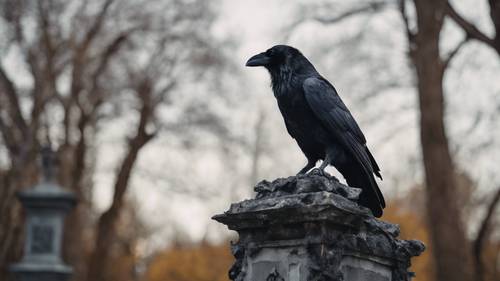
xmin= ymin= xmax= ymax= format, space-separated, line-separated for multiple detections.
xmin=9 ymin=147 xmax=77 ymax=281
xmin=213 ymin=171 xmax=424 ymax=281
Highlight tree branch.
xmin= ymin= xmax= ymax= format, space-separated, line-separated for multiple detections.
xmin=0 ymin=117 xmax=16 ymax=154
xmin=70 ymin=112 xmax=90 ymax=192
xmin=65 ymin=1 xmax=116 ymax=145
xmin=79 ymin=0 xmax=115 ymax=52
xmin=285 ymin=1 xmax=388 ymax=40
xmin=474 ymin=186 xmax=500 ymax=281
xmin=443 ymin=36 xmax=470 ymax=69
xmin=88 ymin=29 xmax=137 ymax=102
xmin=154 ymin=80 xmax=176 ymax=105
xmin=312 ymin=1 xmax=387 ymax=25
xmin=398 ymin=0 xmax=416 ymax=43
xmin=30 ymin=1 xmax=61 ymax=133
xmin=0 ymin=66 xmax=27 ymax=135
xmin=113 ymin=82 xmax=155 ymax=207
xmin=70 ymin=0 xmax=115 ymax=102
xmin=488 ymin=0 xmax=500 ymax=43
xmin=445 ymin=2 xmax=495 ymax=47
xmin=2 ymin=0 xmax=27 ymax=48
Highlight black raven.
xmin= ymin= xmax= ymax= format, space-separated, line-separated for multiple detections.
xmin=246 ymin=45 xmax=385 ymax=217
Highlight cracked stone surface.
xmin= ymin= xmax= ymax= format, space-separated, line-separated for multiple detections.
xmin=213 ymin=171 xmax=425 ymax=281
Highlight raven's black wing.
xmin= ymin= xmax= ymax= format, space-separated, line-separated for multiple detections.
xmin=302 ymin=77 xmax=385 ymax=209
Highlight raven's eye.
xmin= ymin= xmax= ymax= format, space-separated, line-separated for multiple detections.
xmin=266 ymin=49 xmax=275 ymax=56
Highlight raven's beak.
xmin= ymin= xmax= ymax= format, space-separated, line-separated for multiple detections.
xmin=246 ymin=52 xmax=270 ymax=67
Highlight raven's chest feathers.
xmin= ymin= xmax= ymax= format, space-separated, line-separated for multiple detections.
xmin=270 ymin=68 xmax=331 ymax=148
xmin=272 ymin=77 xmax=309 ymax=123
xmin=274 ymin=81 xmax=331 ymax=156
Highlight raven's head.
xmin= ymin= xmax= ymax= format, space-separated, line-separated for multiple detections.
xmin=245 ymin=45 xmax=315 ymax=76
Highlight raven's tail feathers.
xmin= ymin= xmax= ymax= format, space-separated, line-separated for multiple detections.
xmin=339 ymin=161 xmax=384 ymax=217
xmin=366 ymin=147 xmax=382 ymax=180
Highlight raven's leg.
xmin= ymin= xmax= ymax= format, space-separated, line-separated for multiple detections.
xmin=297 ymin=160 xmax=315 ymax=175
xmin=318 ymin=152 xmax=332 ymax=171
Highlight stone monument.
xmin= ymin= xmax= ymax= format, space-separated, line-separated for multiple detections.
xmin=9 ymin=147 xmax=77 ymax=281
xmin=213 ymin=170 xmax=424 ymax=281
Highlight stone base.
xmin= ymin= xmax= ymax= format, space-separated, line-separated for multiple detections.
xmin=243 ymin=245 xmax=395 ymax=281
xmin=213 ymin=172 xmax=424 ymax=281
xmin=9 ymin=262 xmax=72 ymax=281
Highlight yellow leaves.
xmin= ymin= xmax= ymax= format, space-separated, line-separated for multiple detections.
xmin=382 ymin=199 xmax=434 ymax=281
xmin=105 ymin=253 xmax=138 ymax=281
xmin=143 ymin=242 xmax=234 ymax=281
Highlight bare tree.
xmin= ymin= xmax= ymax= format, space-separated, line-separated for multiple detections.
xmin=397 ymin=1 xmax=475 ymax=280
xmin=443 ymin=1 xmax=500 ymax=280
xmin=0 ymin=0 xmax=230 ymax=280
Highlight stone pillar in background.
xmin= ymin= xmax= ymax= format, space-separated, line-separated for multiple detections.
xmin=9 ymin=147 xmax=77 ymax=281
xmin=213 ymin=171 xmax=425 ymax=281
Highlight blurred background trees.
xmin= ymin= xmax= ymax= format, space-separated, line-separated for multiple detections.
xmin=1 ymin=0 xmax=499 ymax=281
xmin=0 ymin=0 xmax=235 ymax=280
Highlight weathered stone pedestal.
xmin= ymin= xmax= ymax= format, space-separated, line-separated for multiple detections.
xmin=9 ymin=148 xmax=77 ymax=281
xmin=213 ymin=170 xmax=424 ymax=281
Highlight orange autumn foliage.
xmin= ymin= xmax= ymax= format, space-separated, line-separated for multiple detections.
xmin=382 ymin=200 xmax=435 ymax=281
xmin=143 ymin=242 xmax=233 ymax=281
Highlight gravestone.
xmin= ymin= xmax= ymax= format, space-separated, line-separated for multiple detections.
xmin=213 ymin=170 xmax=424 ymax=281
xmin=9 ymin=147 xmax=77 ymax=281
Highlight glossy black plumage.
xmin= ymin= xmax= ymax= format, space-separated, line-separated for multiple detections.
xmin=246 ymin=45 xmax=385 ymax=217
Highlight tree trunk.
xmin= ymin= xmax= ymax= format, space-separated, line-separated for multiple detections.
xmin=473 ymin=187 xmax=500 ymax=281
xmin=86 ymin=87 xmax=154 ymax=281
xmin=60 ymin=114 xmax=93 ymax=281
xmin=86 ymin=136 xmax=151 ymax=281
xmin=410 ymin=1 xmax=473 ymax=280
